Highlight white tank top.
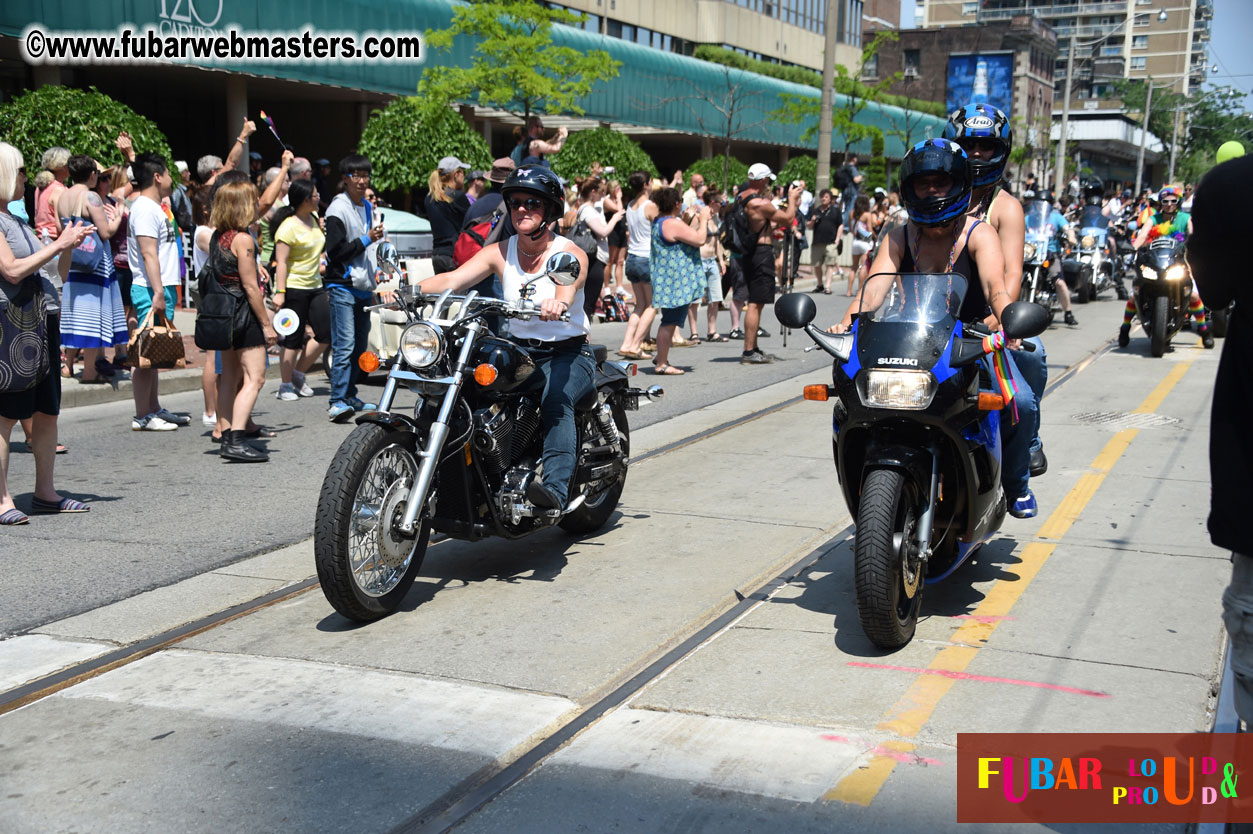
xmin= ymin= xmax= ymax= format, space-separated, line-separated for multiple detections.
xmin=502 ymin=235 xmax=589 ymax=341
xmin=626 ymin=199 xmax=652 ymax=258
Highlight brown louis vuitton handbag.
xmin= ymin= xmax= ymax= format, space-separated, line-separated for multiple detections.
xmin=128 ymin=308 xmax=186 ymax=370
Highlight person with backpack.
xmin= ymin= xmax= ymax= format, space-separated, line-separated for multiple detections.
xmin=572 ymin=179 xmax=625 ymax=321
xmin=454 ymin=158 xmax=517 ymax=308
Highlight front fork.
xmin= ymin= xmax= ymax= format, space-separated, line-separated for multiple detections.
xmin=916 ymin=444 xmax=940 ymax=562
xmin=396 ymin=319 xmax=486 ymax=535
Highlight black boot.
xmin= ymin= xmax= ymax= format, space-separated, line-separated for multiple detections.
xmin=220 ymin=429 xmax=269 ymax=462
xmin=1029 ymin=445 xmax=1048 ymax=477
xmin=526 ymin=477 xmax=561 ymax=509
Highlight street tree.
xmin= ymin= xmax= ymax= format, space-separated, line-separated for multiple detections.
xmin=357 ymin=98 xmax=491 ymax=204
xmin=419 ymin=0 xmax=620 ymax=123
xmin=1112 ymin=81 xmax=1249 ymax=183
xmin=549 ymin=127 xmax=657 ymax=182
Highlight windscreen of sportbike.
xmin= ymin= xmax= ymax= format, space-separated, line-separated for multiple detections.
xmin=856 ymin=272 xmax=969 ymax=373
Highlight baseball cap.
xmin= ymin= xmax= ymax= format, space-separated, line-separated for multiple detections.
xmin=489 ymin=157 xmax=517 ymax=184
xmin=314 ymin=158 xmax=330 ymax=166
xmin=468 ymin=170 xmax=487 ymax=181
xmin=747 ymin=163 xmax=776 ymax=182
xmin=873 ymin=186 xmax=887 ymax=197
xmin=438 ymin=156 xmax=470 ymax=174
xmin=248 ymin=151 xmax=262 ymax=161
xmin=175 ymin=160 xmax=188 ymax=175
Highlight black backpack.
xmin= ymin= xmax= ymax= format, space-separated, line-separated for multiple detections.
xmin=721 ymin=195 xmax=758 ymax=256
xmin=832 ymin=166 xmax=853 ymax=192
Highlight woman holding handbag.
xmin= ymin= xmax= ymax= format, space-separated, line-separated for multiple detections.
xmin=207 ymin=179 xmax=278 ymax=462
xmin=0 ymin=143 xmax=94 ymax=525
xmin=572 ymin=179 xmax=623 ymax=320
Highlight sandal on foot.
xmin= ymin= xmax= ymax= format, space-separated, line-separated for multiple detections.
xmin=30 ymin=496 xmax=89 ymax=514
xmin=244 ymin=426 xmax=277 ymax=439
xmin=703 ymin=333 xmax=730 ymax=343
xmin=55 ymin=444 xmax=68 ymax=455
xmin=0 ymin=508 xmax=29 ymax=525
xmin=652 ymin=363 xmax=686 ymax=375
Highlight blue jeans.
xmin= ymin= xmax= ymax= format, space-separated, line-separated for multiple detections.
xmin=521 ymin=342 xmax=596 ymax=506
xmin=999 ymin=340 xmax=1044 ymax=499
xmin=327 ymin=285 xmax=370 ymax=405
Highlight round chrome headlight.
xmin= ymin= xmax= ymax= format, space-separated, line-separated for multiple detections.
xmin=1023 ymin=243 xmax=1036 ymax=261
xmin=399 ymin=323 xmax=444 ymax=368
xmin=1081 ymin=234 xmax=1096 ymax=249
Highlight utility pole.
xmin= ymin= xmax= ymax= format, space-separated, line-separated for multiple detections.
xmin=1053 ymin=37 xmax=1077 ymax=196
xmin=815 ymin=0 xmax=841 ymax=193
xmin=1134 ymin=80 xmax=1154 ymax=198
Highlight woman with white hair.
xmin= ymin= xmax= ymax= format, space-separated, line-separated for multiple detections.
xmin=0 ymin=142 xmax=94 ymax=524
xmin=33 ymin=146 xmax=70 ymax=241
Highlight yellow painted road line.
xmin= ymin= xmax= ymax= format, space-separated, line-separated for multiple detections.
xmin=825 ymin=361 xmax=1194 ymax=807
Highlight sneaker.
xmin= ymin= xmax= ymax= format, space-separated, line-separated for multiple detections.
xmin=728 ymin=329 xmax=745 ymax=340
xmin=1118 ymin=323 xmax=1131 ymax=348
xmin=1008 ymin=490 xmax=1038 ymax=519
xmin=202 ymin=412 xmax=217 ymax=427
xmin=291 ymin=370 xmax=315 ymax=397
xmin=275 ymin=382 xmax=299 ymax=401
xmin=1029 ymin=445 xmax=1048 ymax=477
xmin=327 ymin=401 xmax=356 ymax=423
xmin=344 ymin=396 xmax=377 ymax=413
xmin=1063 ymin=311 xmax=1078 ymax=326
xmin=740 ymin=349 xmax=774 ymax=365
xmin=132 ymin=413 xmax=178 ymax=432
xmin=756 ymin=327 xmax=770 ymax=338
xmin=154 ymin=408 xmax=191 ymax=426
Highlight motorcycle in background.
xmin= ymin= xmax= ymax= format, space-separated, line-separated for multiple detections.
xmin=1021 ymin=200 xmax=1057 ymax=323
xmin=1131 ymin=237 xmax=1191 ymax=357
xmin=1075 ymin=204 xmax=1120 ymax=301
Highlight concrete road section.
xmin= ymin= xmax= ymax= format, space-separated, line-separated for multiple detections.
xmin=0 ymin=289 xmax=1230 ymax=833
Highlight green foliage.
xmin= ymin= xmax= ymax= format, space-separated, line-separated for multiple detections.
xmin=864 ymin=132 xmax=887 ymax=191
xmin=357 ymin=99 xmax=491 ymax=194
xmin=548 ymin=127 xmax=657 ymax=182
xmin=420 ymin=0 xmax=620 ymax=120
xmin=694 ymin=44 xmax=947 ymax=118
xmin=0 ymin=85 xmax=172 ymax=171
xmin=1113 ymin=81 xmax=1251 ymax=184
xmin=777 ymin=156 xmax=817 ymax=189
xmin=685 ymin=156 xmax=748 ymax=193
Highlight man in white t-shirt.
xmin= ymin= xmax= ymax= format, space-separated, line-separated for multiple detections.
xmin=126 ymin=152 xmax=191 ymax=432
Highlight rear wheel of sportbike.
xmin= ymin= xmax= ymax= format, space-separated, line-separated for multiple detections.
xmin=854 ymin=468 xmax=924 ymax=650
xmin=561 ymin=401 xmax=630 ymax=534
xmin=315 ymin=423 xmax=430 ymax=622
xmin=1149 ymin=295 xmax=1170 ymax=358
xmin=1212 ymin=305 xmax=1230 ymax=339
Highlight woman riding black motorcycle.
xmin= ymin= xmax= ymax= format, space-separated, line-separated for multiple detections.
xmin=416 ymin=166 xmax=593 ymax=510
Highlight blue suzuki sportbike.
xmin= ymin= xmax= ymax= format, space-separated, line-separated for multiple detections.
xmin=777 ymin=273 xmax=1047 ymax=649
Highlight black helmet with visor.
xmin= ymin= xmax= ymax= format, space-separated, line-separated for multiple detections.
xmin=501 ymin=165 xmax=565 ymax=238
xmin=899 ymin=138 xmax=973 ymax=227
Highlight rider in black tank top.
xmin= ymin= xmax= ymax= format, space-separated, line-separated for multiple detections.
xmin=899 ymin=222 xmax=991 ymax=323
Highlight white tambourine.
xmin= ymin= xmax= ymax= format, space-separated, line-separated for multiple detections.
xmin=273 ymin=308 xmax=300 ymax=337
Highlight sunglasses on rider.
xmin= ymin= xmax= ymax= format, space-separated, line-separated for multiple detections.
xmin=508 ymin=197 xmax=546 ymax=212
xmin=1161 ymin=197 xmax=1179 ymax=204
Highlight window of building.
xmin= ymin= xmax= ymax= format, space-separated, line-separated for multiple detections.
xmin=1132 ymin=35 xmax=1148 ymax=49
xmin=962 ymin=1 xmax=978 ymax=15
xmin=1130 ymin=56 xmax=1146 ymax=69
xmin=1099 ymin=44 xmax=1122 ymax=56
xmin=862 ymin=52 xmax=878 ymax=78
xmin=904 ymin=48 xmax=920 ymax=76
xmin=1134 ymin=12 xmax=1149 ymax=26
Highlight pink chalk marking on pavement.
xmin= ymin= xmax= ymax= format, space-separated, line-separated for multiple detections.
xmin=819 ymin=734 xmax=943 ymax=766
xmin=953 ymin=614 xmax=1016 ymax=623
xmin=846 ymin=661 xmax=1111 ymax=698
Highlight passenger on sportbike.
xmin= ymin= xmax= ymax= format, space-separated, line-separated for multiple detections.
xmin=828 ymin=138 xmax=1042 ymax=519
xmin=944 ymin=103 xmax=1050 ymax=479
xmin=1118 ymin=186 xmax=1212 ymax=349
xmin=415 ymin=165 xmax=595 ymax=511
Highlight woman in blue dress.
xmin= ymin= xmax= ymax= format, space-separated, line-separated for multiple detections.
xmin=648 ymin=187 xmax=709 ymax=375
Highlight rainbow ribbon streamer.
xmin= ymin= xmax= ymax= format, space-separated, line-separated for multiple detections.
xmin=259 ymin=110 xmax=283 ymax=147
xmin=982 ymin=332 xmax=1020 ymax=423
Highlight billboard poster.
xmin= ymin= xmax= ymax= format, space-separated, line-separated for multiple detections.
xmin=946 ymin=53 xmax=1014 ymax=115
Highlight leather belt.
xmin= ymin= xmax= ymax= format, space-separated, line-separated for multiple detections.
xmin=516 ymin=335 xmax=587 ymax=351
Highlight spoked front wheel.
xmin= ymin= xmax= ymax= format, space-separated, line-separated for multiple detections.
xmin=854 ymin=468 xmax=924 ymax=649
xmin=315 ymin=423 xmax=430 ymax=622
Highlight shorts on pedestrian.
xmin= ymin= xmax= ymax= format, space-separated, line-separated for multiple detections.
xmin=0 ymin=315 xmax=61 ymax=420
xmin=657 ymin=305 xmax=688 ymax=327
xmin=702 ymin=258 xmax=722 ymax=305
xmin=813 ymin=242 xmax=839 ymax=267
xmin=130 ymin=283 xmax=178 ymax=327
xmin=625 ymin=253 xmax=651 ymax=285
xmin=744 ymin=246 xmax=775 ymax=305
xmin=726 ymin=257 xmax=747 ymax=304
xmin=851 ymin=238 xmax=872 ymax=257
xmin=279 ymin=287 xmax=331 ymax=350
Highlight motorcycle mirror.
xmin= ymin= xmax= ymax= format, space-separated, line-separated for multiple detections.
xmin=544 ymin=251 xmax=581 ymax=286
xmin=376 ymin=241 xmax=401 ymax=277
xmin=775 ymin=292 xmax=817 ymax=330
xmin=1001 ymin=301 xmax=1050 ymax=341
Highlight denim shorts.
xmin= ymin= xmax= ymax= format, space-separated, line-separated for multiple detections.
xmin=625 ymin=253 xmax=651 ymax=285
xmin=702 ymin=258 xmax=722 ymax=304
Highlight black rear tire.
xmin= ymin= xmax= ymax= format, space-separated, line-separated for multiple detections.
xmin=1212 ymin=306 xmax=1229 ymax=339
xmin=315 ymin=423 xmax=430 ymax=622
xmin=1150 ymin=295 xmax=1169 ymax=358
xmin=854 ymin=468 xmax=924 ymax=650
xmin=560 ymin=401 xmax=630 ymax=534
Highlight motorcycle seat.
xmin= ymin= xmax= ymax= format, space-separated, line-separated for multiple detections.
xmin=591 ymin=344 xmax=608 ymax=364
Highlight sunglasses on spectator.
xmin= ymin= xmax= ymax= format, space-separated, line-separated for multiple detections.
xmin=346 ymin=172 xmax=371 ymax=181
xmin=508 ymin=197 xmax=546 ymax=212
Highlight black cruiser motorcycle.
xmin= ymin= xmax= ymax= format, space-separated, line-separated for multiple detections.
xmin=315 ymin=245 xmax=662 ymax=622
xmin=777 ymin=275 xmax=1048 ymax=649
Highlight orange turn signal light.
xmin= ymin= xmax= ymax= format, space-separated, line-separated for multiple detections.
xmin=977 ymin=392 xmax=1005 ymax=411
xmin=803 ymin=384 xmax=831 ymax=402
xmin=358 ymin=351 xmax=380 ymax=373
xmin=474 ymin=364 xmax=499 ymax=386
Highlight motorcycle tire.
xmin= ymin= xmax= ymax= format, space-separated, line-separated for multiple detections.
xmin=1150 ymin=295 xmax=1169 ymax=358
xmin=315 ymin=423 xmax=430 ymax=622
xmin=561 ymin=401 xmax=630 ymax=535
xmin=1212 ymin=306 xmax=1229 ymax=339
xmin=854 ymin=468 xmax=924 ymax=650
xmin=1076 ymin=276 xmax=1092 ymax=304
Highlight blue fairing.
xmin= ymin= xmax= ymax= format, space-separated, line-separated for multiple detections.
xmin=962 ymin=396 xmax=1002 ymax=464
xmin=841 ymin=318 xmax=862 ymax=379
xmin=926 ymin=535 xmax=994 ymax=584
xmin=931 ymin=321 xmax=961 ymax=384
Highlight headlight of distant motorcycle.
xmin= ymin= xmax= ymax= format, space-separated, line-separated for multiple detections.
xmin=1081 ymin=234 xmax=1096 ymax=249
xmin=1164 ymin=265 xmax=1186 ymax=281
xmin=863 ymin=370 xmax=937 ymax=410
xmin=1023 ymin=243 xmax=1036 ymax=261
xmin=399 ymin=323 xmax=444 ymax=368
xmin=1139 ymin=265 xmax=1158 ymax=281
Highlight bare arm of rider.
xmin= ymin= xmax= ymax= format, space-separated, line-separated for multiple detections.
xmin=969 ymin=222 xmax=1009 ymax=326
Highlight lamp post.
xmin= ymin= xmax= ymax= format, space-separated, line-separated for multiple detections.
xmin=815 ymin=0 xmax=841 ymax=193
xmin=1054 ymin=8 xmax=1168 ymax=195
xmin=1133 ymin=77 xmax=1176 ymax=198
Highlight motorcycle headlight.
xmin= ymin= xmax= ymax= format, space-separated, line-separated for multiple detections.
xmin=1164 ymin=265 xmax=1186 ymax=281
xmin=1081 ymin=235 xmax=1096 ymax=249
xmin=863 ymin=370 xmax=937 ymax=410
xmin=1139 ymin=265 xmax=1158 ymax=281
xmin=1023 ymin=243 xmax=1036 ymax=260
xmin=399 ymin=323 xmax=444 ymax=368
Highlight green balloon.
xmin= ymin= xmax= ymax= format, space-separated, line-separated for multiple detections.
xmin=1216 ymin=141 xmax=1246 ymax=165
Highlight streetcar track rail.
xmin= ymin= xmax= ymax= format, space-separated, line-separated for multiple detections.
xmin=0 ymin=336 xmax=1117 ymax=827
